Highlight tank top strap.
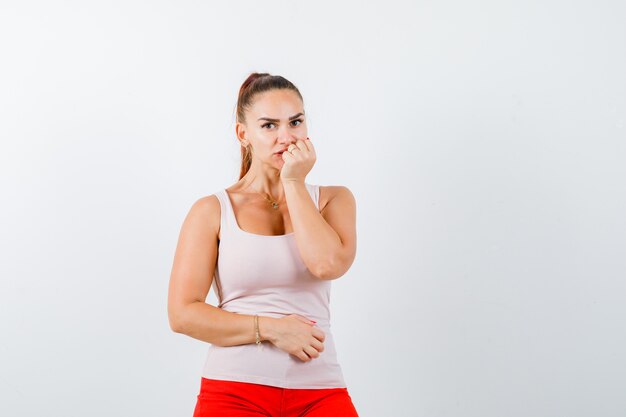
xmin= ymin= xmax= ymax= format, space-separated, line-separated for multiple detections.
xmin=214 ymin=189 xmax=237 ymax=236
xmin=306 ymin=182 xmax=321 ymax=211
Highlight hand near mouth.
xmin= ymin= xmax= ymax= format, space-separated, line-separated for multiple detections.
xmin=279 ymin=137 xmax=316 ymax=183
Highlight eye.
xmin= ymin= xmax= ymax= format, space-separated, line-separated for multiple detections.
xmin=261 ymin=119 xmax=303 ymax=129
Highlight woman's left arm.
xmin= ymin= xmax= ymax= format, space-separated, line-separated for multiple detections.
xmin=283 ymin=181 xmax=357 ymax=280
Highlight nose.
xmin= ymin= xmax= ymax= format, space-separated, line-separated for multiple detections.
xmin=277 ymin=128 xmax=297 ymax=145
xmin=280 ymin=138 xmax=297 ymax=147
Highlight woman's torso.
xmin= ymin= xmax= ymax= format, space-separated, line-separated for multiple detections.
xmin=201 ymin=182 xmax=347 ymax=389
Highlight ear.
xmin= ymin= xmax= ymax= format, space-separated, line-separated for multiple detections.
xmin=235 ymin=122 xmax=247 ymax=143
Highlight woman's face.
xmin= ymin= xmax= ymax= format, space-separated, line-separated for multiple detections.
xmin=238 ymin=89 xmax=307 ymax=168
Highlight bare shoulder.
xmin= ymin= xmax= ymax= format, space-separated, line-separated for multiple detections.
xmin=187 ymin=194 xmax=221 ymax=241
xmin=318 ymin=185 xmax=356 ymax=213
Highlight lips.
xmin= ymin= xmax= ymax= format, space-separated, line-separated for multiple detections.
xmin=275 ymin=149 xmax=287 ymax=154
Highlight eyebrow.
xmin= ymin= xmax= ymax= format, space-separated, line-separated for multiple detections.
xmin=257 ymin=112 xmax=304 ymax=123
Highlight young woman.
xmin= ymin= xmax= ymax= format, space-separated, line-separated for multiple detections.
xmin=167 ymin=72 xmax=359 ymax=416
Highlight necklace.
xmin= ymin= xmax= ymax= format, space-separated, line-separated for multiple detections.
xmin=248 ymin=185 xmax=283 ymax=209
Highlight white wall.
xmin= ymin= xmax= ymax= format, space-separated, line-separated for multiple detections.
xmin=1 ymin=1 xmax=624 ymax=416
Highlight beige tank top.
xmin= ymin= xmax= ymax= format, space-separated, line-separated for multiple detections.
xmin=201 ymin=182 xmax=347 ymax=388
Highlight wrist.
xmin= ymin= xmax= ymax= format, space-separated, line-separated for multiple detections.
xmin=281 ymin=178 xmax=305 ymax=187
xmin=257 ymin=316 xmax=277 ymax=344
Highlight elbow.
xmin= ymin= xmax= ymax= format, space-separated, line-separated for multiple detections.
xmin=316 ymin=252 xmax=355 ymax=280
xmin=170 ymin=320 xmax=183 ymax=334
xmin=315 ymin=258 xmax=342 ymax=280
xmin=169 ymin=317 xmax=184 ymax=334
xmin=168 ymin=306 xmax=186 ymax=334
xmin=317 ymin=269 xmax=344 ymax=280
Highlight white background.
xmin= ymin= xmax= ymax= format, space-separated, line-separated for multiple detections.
xmin=1 ymin=1 xmax=625 ymax=416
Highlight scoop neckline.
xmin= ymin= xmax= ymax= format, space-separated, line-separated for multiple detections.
xmin=223 ymin=188 xmax=296 ymax=238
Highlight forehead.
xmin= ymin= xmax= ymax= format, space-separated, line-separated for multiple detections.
xmin=249 ymin=89 xmax=303 ymax=117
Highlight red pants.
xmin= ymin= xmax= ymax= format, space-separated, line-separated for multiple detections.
xmin=193 ymin=377 xmax=359 ymax=417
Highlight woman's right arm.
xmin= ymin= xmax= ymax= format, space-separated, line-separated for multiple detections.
xmin=166 ymin=196 xmax=325 ymax=362
xmin=167 ymin=196 xmax=271 ymax=346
